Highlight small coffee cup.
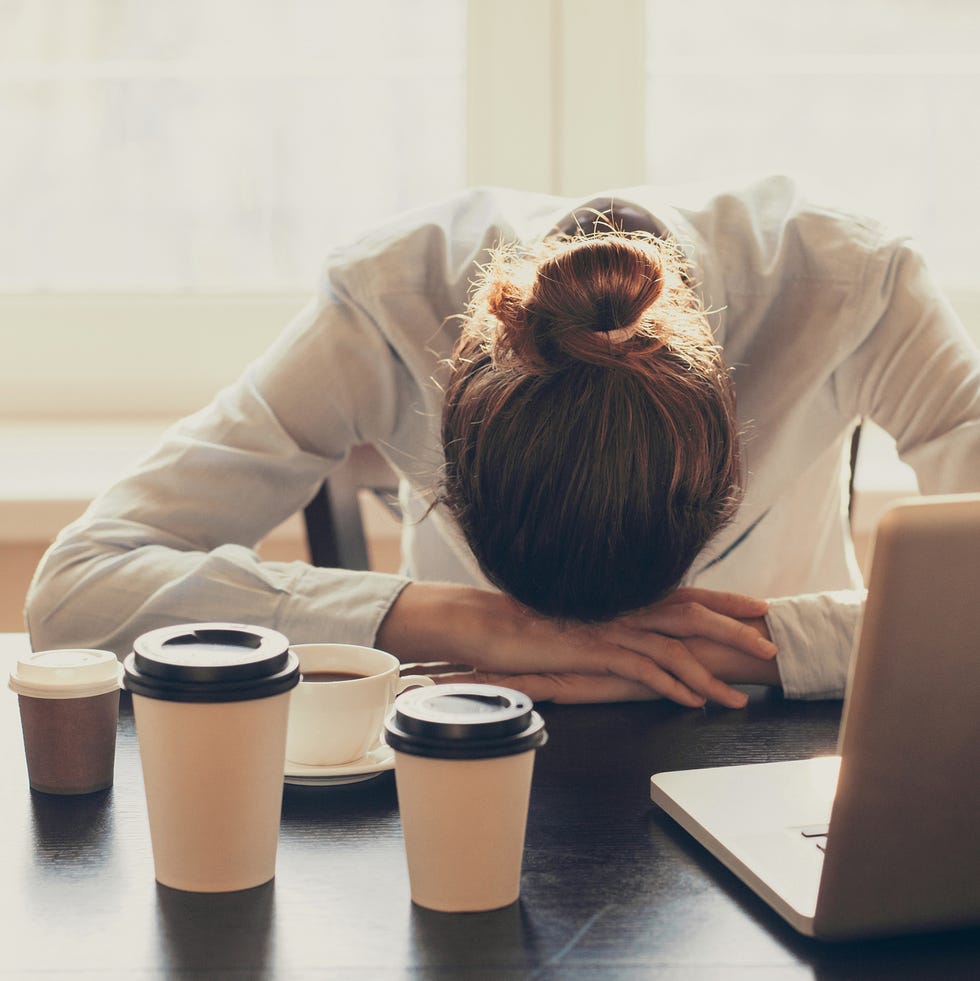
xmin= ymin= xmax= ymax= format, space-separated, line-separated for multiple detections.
xmin=8 ymin=648 xmax=123 ymax=795
xmin=286 ymin=644 xmax=434 ymax=767
xmin=384 ymin=683 xmax=548 ymax=912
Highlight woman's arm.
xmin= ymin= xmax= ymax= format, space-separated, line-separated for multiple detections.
xmin=377 ymin=582 xmax=779 ymax=707
xmin=838 ymin=239 xmax=980 ymax=495
xmin=25 ymin=294 xmax=412 ymax=658
xmin=764 ymin=238 xmax=980 ymax=701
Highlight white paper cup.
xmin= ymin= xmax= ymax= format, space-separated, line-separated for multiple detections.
xmin=123 ymin=623 xmax=299 ymax=893
xmin=384 ymin=684 xmax=548 ymax=912
xmin=131 ymin=693 xmax=291 ymax=892
xmin=286 ymin=644 xmax=433 ymax=767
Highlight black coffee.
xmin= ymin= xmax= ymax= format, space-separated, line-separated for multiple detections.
xmin=301 ymin=671 xmax=369 ymax=683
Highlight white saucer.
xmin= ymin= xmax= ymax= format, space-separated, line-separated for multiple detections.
xmin=284 ymin=744 xmax=395 ymax=787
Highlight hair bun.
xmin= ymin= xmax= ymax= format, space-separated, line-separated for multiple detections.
xmin=485 ymin=236 xmax=665 ymax=370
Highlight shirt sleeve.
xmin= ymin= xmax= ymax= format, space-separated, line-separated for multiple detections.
xmin=839 ymin=237 xmax=980 ymax=490
xmin=770 ymin=235 xmax=980 ymax=699
xmin=767 ymin=590 xmax=865 ymax=699
xmin=24 ymin=292 xmax=415 ymax=660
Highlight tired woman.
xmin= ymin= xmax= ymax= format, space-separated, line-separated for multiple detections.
xmin=26 ymin=175 xmax=980 ymax=705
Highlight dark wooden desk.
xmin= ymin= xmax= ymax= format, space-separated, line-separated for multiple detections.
xmin=3 ymin=634 xmax=978 ymax=979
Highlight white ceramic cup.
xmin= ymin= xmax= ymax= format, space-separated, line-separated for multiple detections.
xmin=286 ymin=644 xmax=434 ymax=767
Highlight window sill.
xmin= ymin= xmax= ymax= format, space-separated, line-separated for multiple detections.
xmin=0 ymin=421 xmax=305 ymax=546
xmin=0 ymin=421 xmax=401 ymax=550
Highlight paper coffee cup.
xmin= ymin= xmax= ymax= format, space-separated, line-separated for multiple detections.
xmin=123 ymin=623 xmax=299 ymax=893
xmin=286 ymin=644 xmax=434 ymax=766
xmin=8 ymin=648 xmax=123 ymax=795
xmin=384 ymin=684 xmax=547 ymax=912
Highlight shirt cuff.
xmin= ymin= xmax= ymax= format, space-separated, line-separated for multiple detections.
xmin=275 ymin=565 xmax=411 ymax=650
xmin=765 ymin=590 xmax=866 ymax=700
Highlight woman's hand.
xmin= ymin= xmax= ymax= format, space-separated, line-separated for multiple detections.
xmin=378 ymin=583 xmax=778 ymax=708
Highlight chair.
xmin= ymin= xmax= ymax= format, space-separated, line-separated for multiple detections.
xmin=303 ymin=445 xmax=400 ymax=570
xmin=848 ymin=420 xmax=863 ymax=526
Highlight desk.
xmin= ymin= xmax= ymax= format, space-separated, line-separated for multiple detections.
xmin=3 ymin=633 xmax=977 ymax=979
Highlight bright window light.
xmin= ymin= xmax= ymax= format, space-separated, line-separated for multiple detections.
xmin=645 ymin=0 xmax=980 ymax=290
xmin=0 ymin=0 xmax=467 ymax=291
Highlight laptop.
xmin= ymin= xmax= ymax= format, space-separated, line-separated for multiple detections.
xmin=650 ymin=494 xmax=980 ymax=940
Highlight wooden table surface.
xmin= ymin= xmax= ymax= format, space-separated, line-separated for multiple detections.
xmin=3 ymin=633 xmax=978 ymax=979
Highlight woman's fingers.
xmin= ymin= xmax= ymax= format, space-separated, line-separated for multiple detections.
xmin=440 ymin=621 xmax=749 ymax=708
xmin=611 ymin=629 xmax=749 ymax=708
xmin=383 ymin=585 xmax=762 ymax=710
xmin=434 ymin=653 xmax=708 ymax=707
xmin=434 ymin=667 xmax=750 ymax=709
xmin=663 ymin=587 xmax=770 ymax=617
xmin=433 ymin=670 xmax=662 ymax=704
xmin=521 ymin=621 xmax=719 ymax=706
xmin=621 ymin=590 xmax=777 ymax=660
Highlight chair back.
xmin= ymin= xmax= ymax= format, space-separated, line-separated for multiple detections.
xmin=303 ymin=445 xmax=399 ymax=569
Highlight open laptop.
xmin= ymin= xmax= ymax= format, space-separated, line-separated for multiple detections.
xmin=650 ymin=494 xmax=980 ymax=940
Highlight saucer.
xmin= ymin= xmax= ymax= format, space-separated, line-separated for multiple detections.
xmin=284 ymin=743 xmax=395 ymax=787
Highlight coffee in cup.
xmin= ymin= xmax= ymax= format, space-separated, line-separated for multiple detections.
xmin=123 ymin=622 xmax=299 ymax=892
xmin=8 ymin=648 xmax=122 ymax=795
xmin=286 ymin=644 xmax=434 ymax=767
xmin=384 ymin=683 xmax=548 ymax=912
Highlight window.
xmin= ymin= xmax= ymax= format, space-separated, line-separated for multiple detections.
xmin=645 ymin=0 xmax=980 ymax=291
xmin=3 ymin=1 xmax=975 ymax=421
xmin=0 ymin=0 xmax=467 ymax=292
xmin=1 ymin=0 xmax=470 ymax=418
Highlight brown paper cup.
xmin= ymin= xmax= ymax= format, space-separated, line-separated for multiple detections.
xmin=17 ymin=689 xmax=120 ymax=795
xmin=9 ymin=648 xmax=123 ymax=796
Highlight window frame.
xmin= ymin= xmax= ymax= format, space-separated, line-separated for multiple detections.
xmin=4 ymin=0 xmax=977 ymax=422
xmin=1 ymin=0 xmax=646 ymax=421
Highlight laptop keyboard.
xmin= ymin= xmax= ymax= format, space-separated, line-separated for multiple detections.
xmin=800 ymin=824 xmax=829 ymax=853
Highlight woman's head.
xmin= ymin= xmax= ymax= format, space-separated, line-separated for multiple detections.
xmin=441 ymin=230 xmax=741 ymax=622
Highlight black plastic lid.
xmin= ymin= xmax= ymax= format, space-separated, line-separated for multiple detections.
xmin=384 ymin=684 xmax=548 ymax=759
xmin=123 ymin=623 xmax=299 ymax=702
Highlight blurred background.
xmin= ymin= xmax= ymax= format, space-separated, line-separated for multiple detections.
xmin=2 ymin=0 xmax=978 ymax=628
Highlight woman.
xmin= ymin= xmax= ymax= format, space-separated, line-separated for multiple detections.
xmin=25 ymin=175 xmax=980 ymax=706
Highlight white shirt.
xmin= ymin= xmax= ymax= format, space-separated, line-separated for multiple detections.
xmin=26 ymin=175 xmax=980 ymax=699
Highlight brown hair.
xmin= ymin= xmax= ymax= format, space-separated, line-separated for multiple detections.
xmin=440 ymin=231 xmax=741 ymax=622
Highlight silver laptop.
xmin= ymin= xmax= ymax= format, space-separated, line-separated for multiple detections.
xmin=650 ymin=494 xmax=980 ymax=940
